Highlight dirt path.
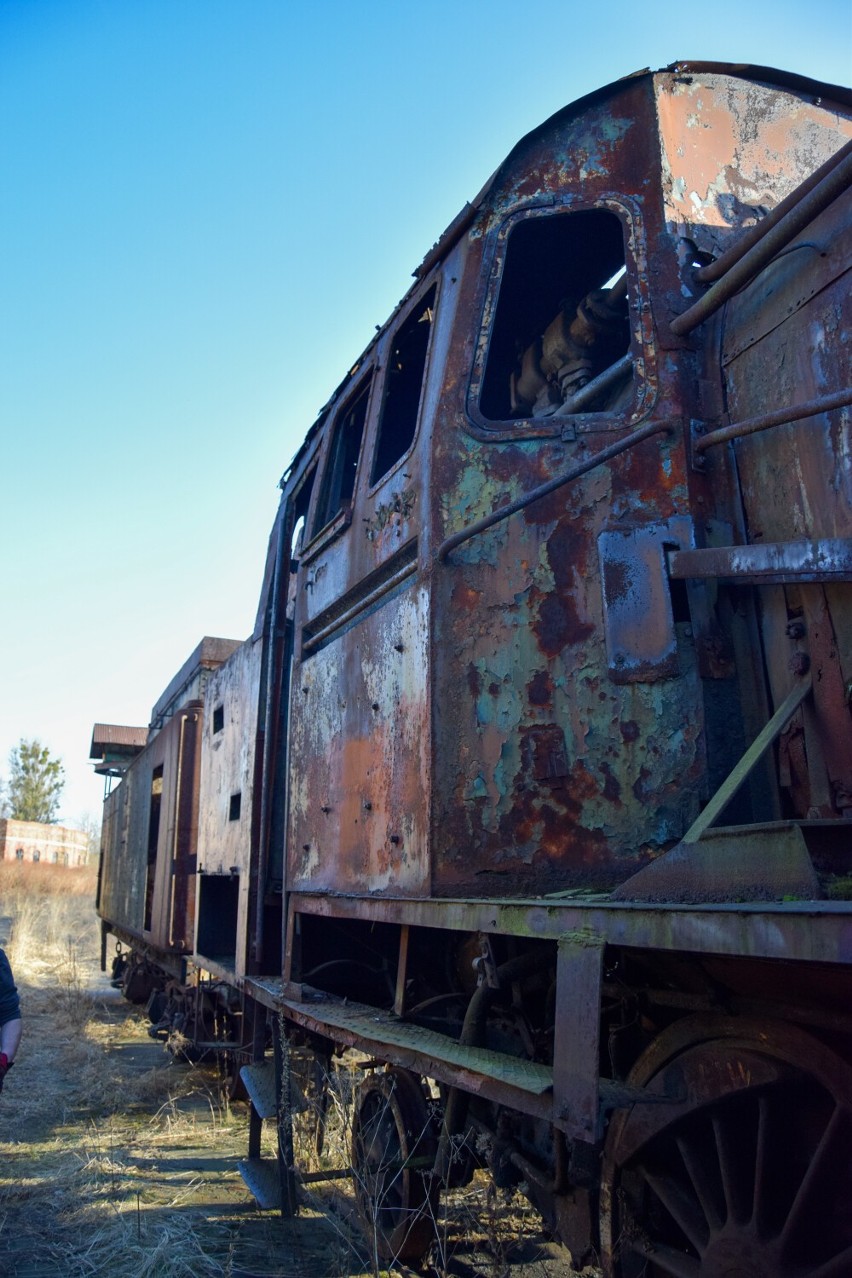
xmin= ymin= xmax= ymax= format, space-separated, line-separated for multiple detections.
xmin=0 ymin=951 xmax=352 ymax=1277
xmin=0 ymin=941 xmax=585 ymax=1277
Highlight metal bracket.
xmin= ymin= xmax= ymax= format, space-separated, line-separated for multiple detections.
xmin=552 ymin=931 xmax=605 ymax=1144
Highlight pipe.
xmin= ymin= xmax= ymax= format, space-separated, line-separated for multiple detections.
xmin=695 ymin=138 xmax=852 ymax=284
xmin=671 ymin=147 xmax=852 ymax=337
xmin=434 ymin=948 xmax=552 ymax=1179
xmin=554 ymin=352 xmax=633 ymax=417
xmin=437 ymin=418 xmax=671 ymax=563
xmin=695 ymin=387 xmax=852 ymax=453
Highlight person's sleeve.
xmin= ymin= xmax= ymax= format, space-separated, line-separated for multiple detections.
xmin=0 ymin=950 xmax=21 ymax=1025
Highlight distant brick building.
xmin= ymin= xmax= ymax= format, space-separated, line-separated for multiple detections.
xmin=0 ymin=819 xmax=89 ymax=867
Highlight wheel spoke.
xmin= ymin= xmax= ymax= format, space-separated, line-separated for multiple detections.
xmin=627 ymin=1236 xmax=701 ymax=1277
xmin=780 ymin=1104 xmax=848 ymax=1253
xmin=676 ymin=1131 xmax=723 ymax=1233
xmin=641 ymin=1166 xmax=708 ymax=1254
xmin=752 ymin=1091 xmax=772 ymax=1232
xmin=603 ymin=1024 xmax=852 ymax=1278
xmin=810 ymin=1243 xmax=852 ymax=1278
xmin=711 ymin=1111 xmax=747 ymax=1225
xmin=351 ymin=1069 xmax=438 ymax=1264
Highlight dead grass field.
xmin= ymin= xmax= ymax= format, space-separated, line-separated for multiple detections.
xmin=0 ymin=863 xmax=593 ymax=1278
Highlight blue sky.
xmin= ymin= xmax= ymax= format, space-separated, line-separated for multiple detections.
xmin=1 ymin=0 xmax=850 ymax=825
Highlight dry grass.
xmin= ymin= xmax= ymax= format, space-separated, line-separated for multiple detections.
xmin=287 ymin=1051 xmax=590 ymax=1278
xmin=0 ymin=863 xmax=590 ymax=1277
xmin=0 ymin=864 xmax=343 ymax=1277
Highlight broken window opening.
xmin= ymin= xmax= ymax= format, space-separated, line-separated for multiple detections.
xmin=229 ymin=792 xmax=242 ymax=822
xmin=480 ymin=208 xmax=633 ymax=423
xmin=371 ymin=284 xmax=436 ymax=484
xmin=312 ymin=378 xmax=372 ymax=537
xmin=212 ymin=705 xmax=224 ymax=734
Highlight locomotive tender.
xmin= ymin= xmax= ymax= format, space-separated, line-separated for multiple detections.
xmin=92 ymin=62 xmax=852 ymax=1274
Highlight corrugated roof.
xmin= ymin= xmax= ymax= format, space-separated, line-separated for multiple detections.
xmin=89 ymin=724 xmax=149 ymax=758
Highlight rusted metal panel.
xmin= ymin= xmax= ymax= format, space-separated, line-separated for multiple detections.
xmin=598 ymin=519 xmax=694 ymax=681
xmin=288 ymin=579 xmax=430 ymax=896
xmin=655 ymin=70 xmax=852 ymax=286
xmin=195 ymin=638 xmax=262 ymax=975
xmin=97 ymin=770 xmax=142 ymax=933
xmin=145 ymin=705 xmax=203 ymax=952
xmin=197 ymin=639 xmax=261 ymax=877
xmin=429 ymin=87 xmax=705 ymax=899
xmin=149 ymin=636 xmax=241 ymax=730
xmin=552 ymin=932 xmax=604 ymax=1142
xmin=97 ymin=705 xmax=203 ymax=952
xmin=717 ymin=188 xmax=852 ymax=818
xmin=612 ymin=823 xmax=821 ymax=904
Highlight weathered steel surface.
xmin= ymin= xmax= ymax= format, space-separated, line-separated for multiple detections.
xmin=288 ymin=891 xmax=852 ymax=967
xmin=714 ymin=186 xmax=852 ymax=820
xmin=274 ymin=67 xmax=852 ymax=905
xmin=288 ymin=576 xmax=430 ymax=896
xmin=552 ymin=933 xmax=604 ymax=1141
xmin=195 ymin=638 xmax=262 ymax=974
xmin=612 ymin=823 xmax=822 ymax=904
xmin=279 ymin=992 xmax=555 ymax=1121
xmin=669 ymin=538 xmax=852 ymax=583
xmin=99 ymin=705 xmax=202 ymax=951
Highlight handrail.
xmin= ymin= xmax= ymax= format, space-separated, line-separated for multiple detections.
xmin=437 ymin=418 xmax=671 ymax=562
xmin=695 ymin=387 xmax=852 ymax=453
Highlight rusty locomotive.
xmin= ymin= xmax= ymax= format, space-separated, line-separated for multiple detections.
xmin=91 ymin=62 xmax=852 ymax=1274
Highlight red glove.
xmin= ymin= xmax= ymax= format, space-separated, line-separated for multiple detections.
xmin=0 ymin=1053 xmax=11 ymax=1092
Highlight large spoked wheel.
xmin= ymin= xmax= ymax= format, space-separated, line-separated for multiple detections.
xmin=351 ymin=1068 xmax=439 ymax=1264
xmin=600 ymin=1017 xmax=852 ymax=1278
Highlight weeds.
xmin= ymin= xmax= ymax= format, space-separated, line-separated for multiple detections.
xmin=0 ymin=865 xmax=585 ymax=1275
xmin=284 ymin=1042 xmax=585 ymax=1278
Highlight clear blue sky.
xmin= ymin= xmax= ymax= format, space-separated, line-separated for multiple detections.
xmin=1 ymin=0 xmax=850 ymax=826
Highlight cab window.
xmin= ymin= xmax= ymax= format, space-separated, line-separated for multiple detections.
xmin=479 ymin=208 xmax=633 ymax=423
xmin=312 ymin=378 xmax=372 ymax=536
xmin=371 ymin=284 xmax=436 ymax=484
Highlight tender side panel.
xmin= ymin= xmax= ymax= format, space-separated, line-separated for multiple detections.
xmin=97 ymin=769 xmax=141 ymax=934
xmin=196 ymin=638 xmax=262 ymax=974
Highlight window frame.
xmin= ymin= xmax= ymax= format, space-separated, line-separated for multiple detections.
xmin=367 ymin=277 xmax=439 ymax=494
xmin=465 ymin=196 xmax=654 ymax=441
xmin=302 ymin=368 xmax=376 ymax=557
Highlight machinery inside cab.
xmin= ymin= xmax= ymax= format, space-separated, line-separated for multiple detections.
xmin=477 ymin=207 xmax=636 ymax=422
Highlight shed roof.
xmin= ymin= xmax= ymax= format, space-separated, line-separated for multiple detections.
xmin=89 ymin=723 xmax=148 ymax=774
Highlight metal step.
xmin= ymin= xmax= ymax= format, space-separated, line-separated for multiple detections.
xmin=238 ymin=1157 xmax=281 ymax=1211
xmin=240 ymin=1059 xmax=278 ymax=1120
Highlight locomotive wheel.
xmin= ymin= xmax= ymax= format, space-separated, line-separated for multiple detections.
xmin=350 ymin=1068 xmax=438 ymax=1264
xmin=600 ymin=1017 xmax=852 ymax=1277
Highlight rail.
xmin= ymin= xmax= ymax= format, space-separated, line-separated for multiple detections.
xmin=694 ymin=387 xmax=852 ymax=453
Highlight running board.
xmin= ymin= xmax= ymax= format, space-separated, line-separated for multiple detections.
xmin=279 ymin=990 xmax=553 ymax=1119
